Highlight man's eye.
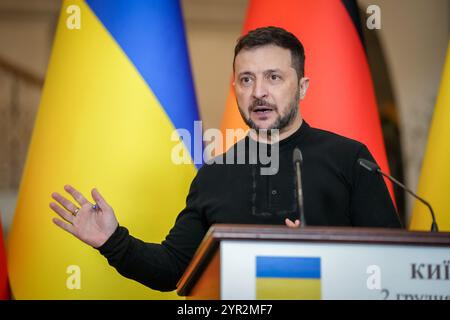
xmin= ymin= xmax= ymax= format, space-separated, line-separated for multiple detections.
xmin=241 ymin=77 xmax=252 ymax=84
xmin=270 ymin=74 xmax=281 ymax=80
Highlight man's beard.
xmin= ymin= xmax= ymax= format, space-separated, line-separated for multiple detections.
xmin=237 ymin=90 xmax=301 ymax=133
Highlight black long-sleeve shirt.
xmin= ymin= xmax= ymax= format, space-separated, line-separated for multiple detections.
xmin=98 ymin=121 xmax=401 ymax=291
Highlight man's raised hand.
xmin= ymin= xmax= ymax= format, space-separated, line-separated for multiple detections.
xmin=50 ymin=185 xmax=118 ymax=248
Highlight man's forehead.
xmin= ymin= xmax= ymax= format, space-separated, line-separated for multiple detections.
xmin=236 ymin=44 xmax=291 ymax=58
xmin=234 ymin=45 xmax=294 ymax=72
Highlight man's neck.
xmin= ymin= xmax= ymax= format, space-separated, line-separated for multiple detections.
xmin=249 ymin=117 xmax=303 ymax=144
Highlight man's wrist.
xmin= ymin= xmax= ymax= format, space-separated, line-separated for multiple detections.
xmin=96 ymin=224 xmax=128 ymax=255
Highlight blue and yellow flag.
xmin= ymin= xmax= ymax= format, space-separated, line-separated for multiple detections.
xmin=8 ymin=0 xmax=199 ymax=299
xmin=256 ymin=256 xmax=321 ymax=299
xmin=410 ymin=42 xmax=450 ymax=232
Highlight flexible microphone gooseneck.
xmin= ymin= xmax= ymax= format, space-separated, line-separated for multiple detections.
xmin=358 ymin=158 xmax=439 ymax=232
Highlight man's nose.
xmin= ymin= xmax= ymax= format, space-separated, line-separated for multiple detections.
xmin=252 ymin=78 xmax=268 ymax=99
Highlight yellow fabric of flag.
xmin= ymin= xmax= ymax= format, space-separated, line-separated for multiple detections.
xmin=7 ymin=0 xmax=198 ymax=299
xmin=410 ymin=42 xmax=450 ymax=232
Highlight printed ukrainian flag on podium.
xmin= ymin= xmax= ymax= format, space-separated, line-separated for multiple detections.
xmin=256 ymin=257 xmax=321 ymax=299
xmin=8 ymin=0 xmax=199 ymax=299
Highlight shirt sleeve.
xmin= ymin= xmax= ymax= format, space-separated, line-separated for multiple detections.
xmin=96 ymin=173 xmax=208 ymax=292
xmin=349 ymin=145 xmax=403 ymax=228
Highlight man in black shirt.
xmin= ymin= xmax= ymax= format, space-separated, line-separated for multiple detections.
xmin=50 ymin=26 xmax=401 ymax=291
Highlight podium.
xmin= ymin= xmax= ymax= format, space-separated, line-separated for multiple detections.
xmin=177 ymin=225 xmax=450 ymax=300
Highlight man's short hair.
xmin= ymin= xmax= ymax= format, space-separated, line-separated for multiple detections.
xmin=233 ymin=26 xmax=305 ymax=79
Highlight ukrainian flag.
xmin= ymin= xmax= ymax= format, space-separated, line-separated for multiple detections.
xmin=410 ymin=42 xmax=450 ymax=232
xmin=256 ymin=257 xmax=321 ymax=300
xmin=8 ymin=0 xmax=199 ymax=299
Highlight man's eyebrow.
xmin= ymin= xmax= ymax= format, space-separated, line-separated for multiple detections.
xmin=237 ymin=71 xmax=254 ymax=77
xmin=237 ymin=69 xmax=284 ymax=77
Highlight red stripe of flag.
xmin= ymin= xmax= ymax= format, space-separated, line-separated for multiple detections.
xmin=0 ymin=216 xmax=10 ymax=300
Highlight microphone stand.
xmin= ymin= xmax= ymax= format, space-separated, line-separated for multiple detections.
xmin=359 ymin=158 xmax=439 ymax=232
xmin=377 ymin=170 xmax=438 ymax=232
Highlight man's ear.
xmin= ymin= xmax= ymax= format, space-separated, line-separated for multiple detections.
xmin=299 ymin=77 xmax=310 ymax=100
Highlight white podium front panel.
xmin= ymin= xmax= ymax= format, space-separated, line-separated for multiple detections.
xmin=220 ymin=240 xmax=450 ymax=300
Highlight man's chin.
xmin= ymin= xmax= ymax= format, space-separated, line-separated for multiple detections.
xmin=250 ymin=119 xmax=278 ymax=131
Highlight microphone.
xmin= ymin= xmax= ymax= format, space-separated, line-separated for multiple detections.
xmin=358 ymin=158 xmax=439 ymax=232
xmin=293 ymin=148 xmax=306 ymax=227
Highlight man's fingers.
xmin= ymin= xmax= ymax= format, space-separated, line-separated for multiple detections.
xmin=285 ymin=218 xmax=301 ymax=228
xmin=51 ymin=192 xmax=79 ymax=214
xmin=52 ymin=217 xmax=76 ymax=236
xmin=285 ymin=218 xmax=294 ymax=227
xmin=50 ymin=202 xmax=74 ymax=224
xmin=91 ymin=188 xmax=110 ymax=210
xmin=64 ymin=185 xmax=90 ymax=207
